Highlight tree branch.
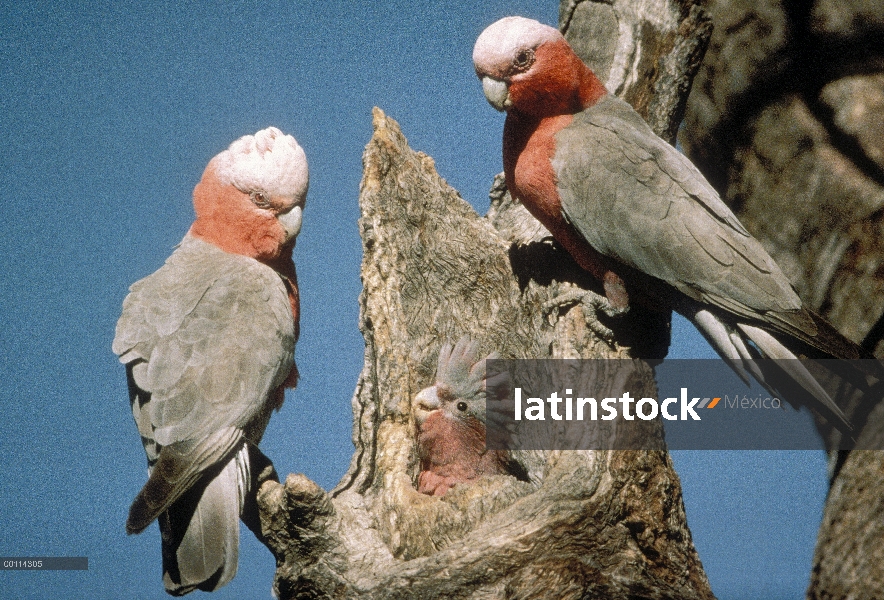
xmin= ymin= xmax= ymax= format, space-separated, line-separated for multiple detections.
xmin=258 ymin=2 xmax=715 ymax=597
xmin=679 ymin=2 xmax=884 ymax=597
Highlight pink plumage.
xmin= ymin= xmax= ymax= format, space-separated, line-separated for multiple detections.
xmin=414 ymin=338 xmax=514 ymax=496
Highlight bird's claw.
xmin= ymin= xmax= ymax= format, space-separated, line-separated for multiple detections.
xmin=542 ymin=288 xmax=629 ymax=343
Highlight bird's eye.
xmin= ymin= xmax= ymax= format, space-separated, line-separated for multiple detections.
xmin=250 ymin=191 xmax=272 ymax=209
xmin=456 ymin=401 xmax=468 ymax=412
xmin=513 ymin=48 xmax=535 ymax=70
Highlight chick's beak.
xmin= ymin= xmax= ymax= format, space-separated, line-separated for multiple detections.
xmin=414 ymin=385 xmax=441 ymax=425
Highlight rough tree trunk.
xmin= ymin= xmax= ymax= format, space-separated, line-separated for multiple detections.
xmin=678 ymin=1 xmax=884 ymax=598
xmin=256 ymin=2 xmax=715 ymax=597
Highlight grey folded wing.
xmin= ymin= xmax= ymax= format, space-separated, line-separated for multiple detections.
xmin=551 ymin=95 xmax=830 ymax=338
xmin=113 ymin=235 xmax=296 ymax=530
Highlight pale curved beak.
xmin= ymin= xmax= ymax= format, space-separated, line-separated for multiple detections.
xmin=279 ymin=205 xmax=303 ymax=242
xmin=413 ymin=385 xmax=441 ymax=425
xmin=482 ymin=76 xmax=510 ymax=111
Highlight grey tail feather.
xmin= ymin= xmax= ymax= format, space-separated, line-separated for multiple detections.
xmin=777 ymin=308 xmax=864 ymax=360
xmin=160 ymin=446 xmax=248 ymax=596
xmin=688 ymin=308 xmax=853 ymax=432
xmin=736 ymin=324 xmax=853 ymax=432
xmin=692 ymin=309 xmax=754 ymax=385
xmin=127 ymin=428 xmax=244 ymax=535
xmin=127 ymin=466 xmax=183 ymax=535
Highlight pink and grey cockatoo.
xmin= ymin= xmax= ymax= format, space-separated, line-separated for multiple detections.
xmin=414 ymin=337 xmax=522 ymax=496
xmin=472 ymin=17 xmax=875 ymax=430
xmin=113 ymin=126 xmax=307 ymax=595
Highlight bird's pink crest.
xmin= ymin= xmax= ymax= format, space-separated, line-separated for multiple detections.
xmin=190 ymin=127 xmax=309 ymax=263
xmin=215 ymin=126 xmax=308 ymax=205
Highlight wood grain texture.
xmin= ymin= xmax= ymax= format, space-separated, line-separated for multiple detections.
xmin=256 ymin=1 xmax=715 ymax=597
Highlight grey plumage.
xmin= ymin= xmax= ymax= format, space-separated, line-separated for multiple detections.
xmin=553 ymin=94 xmax=801 ymax=317
xmin=114 ymin=234 xmax=295 ymax=594
xmin=552 ymin=94 xmax=858 ymax=427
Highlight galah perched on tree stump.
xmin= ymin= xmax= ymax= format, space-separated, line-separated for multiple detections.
xmin=472 ymin=16 xmax=879 ymax=432
xmin=113 ymin=126 xmax=308 ymax=595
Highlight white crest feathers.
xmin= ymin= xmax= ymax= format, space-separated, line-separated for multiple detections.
xmin=214 ymin=126 xmax=309 ymax=202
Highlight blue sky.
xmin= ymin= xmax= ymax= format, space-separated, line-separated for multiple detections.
xmin=0 ymin=2 xmax=827 ymax=598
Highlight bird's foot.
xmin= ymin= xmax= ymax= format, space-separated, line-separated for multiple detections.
xmin=542 ymin=288 xmax=629 ymax=343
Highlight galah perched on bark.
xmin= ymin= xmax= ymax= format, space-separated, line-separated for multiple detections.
xmin=473 ymin=17 xmax=875 ymax=431
xmin=113 ymin=126 xmax=307 ymax=595
xmin=414 ymin=337 xmax=521 ymax=496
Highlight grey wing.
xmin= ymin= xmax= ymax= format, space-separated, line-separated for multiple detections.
xmin=113 ymin=237 xmax=295 ymax=530
xmin=552 ymin=101 xmax=865 ymax=425
xmin=552 ymin=95 xmax=805 ymax=322
xmin=115 ymin=237 xmax=295 ymax=445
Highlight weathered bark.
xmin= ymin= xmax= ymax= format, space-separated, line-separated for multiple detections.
xmin=679 ymin=1 xmax=884 ymax=598
xmin=561 ymin=0 xmax=713 ymax=144
xmin=257 ymin=2 xmax=715 ymax=597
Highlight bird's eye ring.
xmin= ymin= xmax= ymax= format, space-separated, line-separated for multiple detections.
xmin=513 ymin=48 xmax=535 ymax=71
xmin=456 ymin=401 xmax=468 ymax=412
xmin=250 ymin=191 xmax=272 ymax=209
